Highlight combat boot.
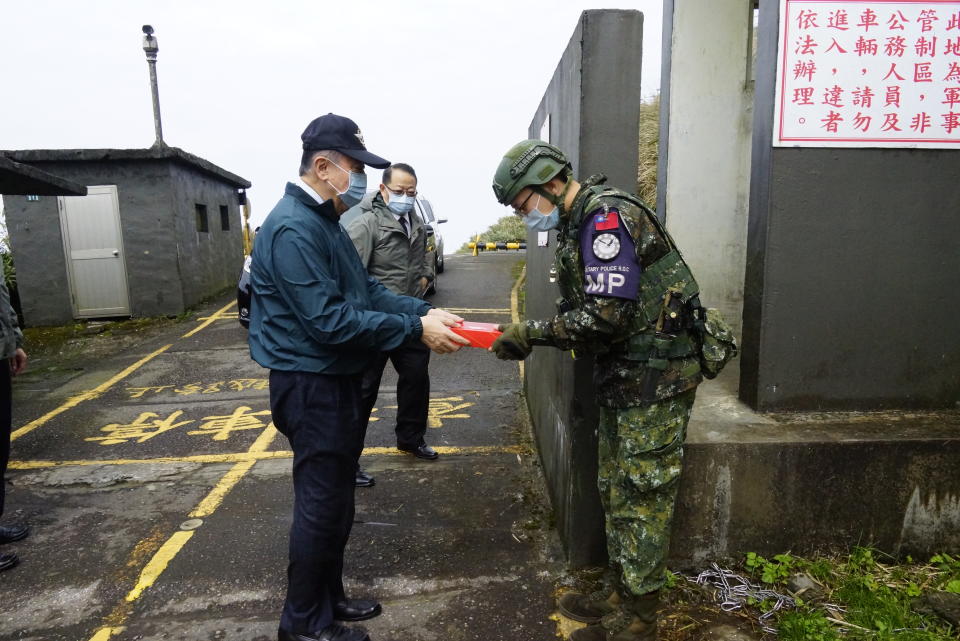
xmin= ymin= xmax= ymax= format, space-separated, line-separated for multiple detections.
xmin=558 ymin=589 xmax=621 ymax=623
xmin=612 ymin=591 xmax=660 ymax=641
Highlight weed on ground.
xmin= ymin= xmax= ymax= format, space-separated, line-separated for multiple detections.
xmin=662 ymin=548 xmax=960 ymax=640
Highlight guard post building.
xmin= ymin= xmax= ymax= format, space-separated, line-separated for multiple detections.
xmin=0 ymin=147 xmax=251 ymax=325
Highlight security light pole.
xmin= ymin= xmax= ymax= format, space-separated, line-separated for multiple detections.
xmin=141 ymin=25 xmax=165 ymax=147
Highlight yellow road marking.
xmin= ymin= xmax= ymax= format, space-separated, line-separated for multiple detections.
xmin=197 ymin=312 xmax=239 ymax=321
xmin=10 ymin=445 xmax=526 ymax=471
xmin=85 ymin=407 xmax=279 ymax=640
xmin=510 ymin=265 xmax=527 ymax=380
xmin=124 ymin=531 xmax=194 ymax=602
xmin=11 ymin=344 xmax=173 ymax=442
xmin=444 ymin=307 xmax=511 ymax=315
xmin=190 ymin=423 xmax=278 ymax=518
xmin=181 ymin=300 xmax=237 ymax=338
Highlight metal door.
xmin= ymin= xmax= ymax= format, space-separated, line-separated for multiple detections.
xmin=58 ymin=185 xmax=130 ymax=317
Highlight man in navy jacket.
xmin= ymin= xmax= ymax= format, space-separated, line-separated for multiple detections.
xmin=249 ymin=113 xmax=467 ymax=641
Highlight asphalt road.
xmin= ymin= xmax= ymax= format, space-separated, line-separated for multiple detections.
xmin=4 ymin=251 xmax=563 ymax=641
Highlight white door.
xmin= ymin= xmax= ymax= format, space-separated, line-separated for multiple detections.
xmin=58 ymin=185 xmax=131 ymax=317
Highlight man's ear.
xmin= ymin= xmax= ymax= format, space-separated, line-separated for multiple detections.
xmin=546 ymin=176 xmax=567 ymax=196
xmin=313 ymin=155 xmax=331 ymax=181
xmin=379 ymin=183 xmax=389 ymax=200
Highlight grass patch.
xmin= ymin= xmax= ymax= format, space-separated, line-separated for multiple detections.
xmin=739 ymin=548 xmax=960 ymax=640
xmin=23 ymin=315 xmax=180 ymax=370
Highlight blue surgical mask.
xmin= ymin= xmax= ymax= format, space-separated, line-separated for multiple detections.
xmin=525 ymin=207 xmax=560 ymax=231
xmin=523 ymin=195 xmax=560 ymax=231
xmin=327 ymin=160 xmax=367 ymax=208
xmin=386 ymin=193 xmax=415 ymax=215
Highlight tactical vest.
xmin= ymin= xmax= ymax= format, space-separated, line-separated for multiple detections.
xmin=559 ymin=181 xmax=702 ymax=398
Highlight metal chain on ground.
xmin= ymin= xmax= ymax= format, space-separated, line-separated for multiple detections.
xmin=685 ymin=563 xmax=796 ymax=634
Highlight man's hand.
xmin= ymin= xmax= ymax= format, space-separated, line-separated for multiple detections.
xmin=419 ymin=277 xmax=430 ymax=296
xmin=427 ymin=307 xmax=464 ymax=326
xmin=9 ymin=348 xmax=27 ymax=376
xmin=489 ymin=323 xmax=532 ymax=360
xmin=420 ymin=315 xmax=469 ymax=354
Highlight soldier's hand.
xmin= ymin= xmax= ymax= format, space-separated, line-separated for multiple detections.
xmin=420 ymin=315 xmax=469 ymax=354
xmin=9 ymin=348 xmax=27 ymax=376
xmin=489 ymin=323 xmax=532 ymax=360
xmin=426 ymin=307 xmax=464 ymax=326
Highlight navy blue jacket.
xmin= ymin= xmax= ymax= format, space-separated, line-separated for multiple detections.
xmin=248 ymin=183 xmax=431 ymax=374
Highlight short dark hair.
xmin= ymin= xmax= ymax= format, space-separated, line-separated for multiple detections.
xmin=299 ymin=150 xmax=345 ymax=177
xmin=382 ymin=163 xmax=417 ymax=186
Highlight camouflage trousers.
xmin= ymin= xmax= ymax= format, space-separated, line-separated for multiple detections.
xmin=597 ymin=388 xmax=696 ymax=597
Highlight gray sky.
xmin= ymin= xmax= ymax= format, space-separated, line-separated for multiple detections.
xmin=0 ymin=0 xmax=662 ymax=251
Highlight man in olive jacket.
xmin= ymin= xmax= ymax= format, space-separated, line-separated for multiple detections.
xmin=344 ymin=164 xmax=437 ymax=487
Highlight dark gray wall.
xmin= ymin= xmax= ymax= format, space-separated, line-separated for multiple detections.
xmin=169 ymin=164 xmax=244 ymax=309
xmin=525 ymin=9 xmax=644 ymax=567
xmin=2 ymin=194 xmax=72 ymax=325
xmin=3 ymin=160 xmax=180 ymax=324
xmin=741 ymin=0 xmax=960 ymax=411
xmin=3 ymin=159 xmax=243 ymax=325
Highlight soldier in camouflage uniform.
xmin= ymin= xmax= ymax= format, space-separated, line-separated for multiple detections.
xmin=490 ymin=140 xmax=704 ymax=641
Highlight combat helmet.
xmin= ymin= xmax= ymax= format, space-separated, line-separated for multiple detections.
xmin=492 ymin=140 xmax=571 ymax=205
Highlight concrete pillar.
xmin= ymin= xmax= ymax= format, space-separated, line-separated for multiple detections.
xmin=658 ymin=0 xmax=756 ymax=338
xmin=525 ymin=9 xmax=645 ymax=567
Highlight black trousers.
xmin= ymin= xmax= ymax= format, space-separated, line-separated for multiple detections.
xmin=0 ymin=366 xmax=10 ymax=518
xmin=269 ymin=370 xmax=365 ymax=635
xmin=358 ymin=341 xmax=431 ymax=450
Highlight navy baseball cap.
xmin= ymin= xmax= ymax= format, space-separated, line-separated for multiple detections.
xmin=301 ymin=113 xmax=390 ymax=169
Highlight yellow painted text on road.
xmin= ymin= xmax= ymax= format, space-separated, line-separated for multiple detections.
xmin=11 ymin=344 xmax=173 ymax=442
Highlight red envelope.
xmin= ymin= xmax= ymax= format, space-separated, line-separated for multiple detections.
xmin=451 ymin=321 xmax=503 ymax=349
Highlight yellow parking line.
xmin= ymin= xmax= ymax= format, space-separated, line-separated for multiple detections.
xmin=124 ymin=531 xmax=194 ymax=602
xmin=197 ymin=312 xmax=239 ymax=321
xmin=11 ymin=344 xmax=173 ymax=442
xmin=181 ymin=300 xmax=237 ymax=338
xmin=190 ymin=424 xmax=278 ymax=518
xmin=10 ymin=445 xmax=526 ymax=471
xmin=8 ymin=450 xmax=288 ymax=470
xmin=85 ymin=417 xmax=277 ymax=640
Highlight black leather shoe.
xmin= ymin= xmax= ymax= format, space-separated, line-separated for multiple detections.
xmin=398 ymin=443 xmax=438 ymax=460
xmin=0 ymin=552 xmax=19 ymax=572
xmin=278 ymin=622 xmax=370 ymax=641
xmin=335 ymin=598 xmax=382 ymax=622
xmin=0 ymin=524 xmax=28 ymax=544
xmin=355 ymin=469 xmax=376 ymax=488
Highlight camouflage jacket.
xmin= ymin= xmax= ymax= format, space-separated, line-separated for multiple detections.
xmin=525 ymin=175 xmax=702 ymax=407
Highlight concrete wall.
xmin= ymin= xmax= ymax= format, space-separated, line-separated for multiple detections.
xmin=671 ymin=390 xmax=960 ymax=563
xmin=1 ymin=194 xmax=72 ymax=326
xmin=168 ymin=164 xmax=244 ymax=309
xmin=2 ymin=160 xmax=181 ymax=324
xmin=525 ymin=9 xmax=644 ymax=567
xmin=3 ymin=159 xmax=243 ymax=325
xmin=658 ymin=0 xmax=755 ymax=336
xmin=741 ymin=0 xmax=960 ymax=411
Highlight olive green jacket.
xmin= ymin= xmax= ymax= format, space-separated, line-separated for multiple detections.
xmin=0 ymin=282 xmax=24 ymax=360
xmin=344 ymin=192 xmax=432 ymax=298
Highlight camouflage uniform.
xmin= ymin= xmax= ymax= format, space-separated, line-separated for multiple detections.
xmin=524 ymin=174 xmax=701 ymax=597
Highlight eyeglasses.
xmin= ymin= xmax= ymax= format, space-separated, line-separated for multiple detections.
xmin=386 ymin=186 xmax=417 ymax=198
xmin=512 ymin=191 xmax=537 ymax=216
